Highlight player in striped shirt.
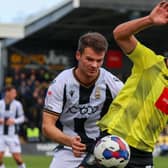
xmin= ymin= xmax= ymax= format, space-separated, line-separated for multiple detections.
xmin=42 ymin=32 xmax=124 ymax=168
xmin=0 ymin=85 xmax=26 ymax=168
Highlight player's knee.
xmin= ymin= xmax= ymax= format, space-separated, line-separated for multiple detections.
xmin=12 ymin=155 xmax=23 ymax=164
xmin=15 ymin=160 xmax=23 ymax=165
xmin=0 ymin=152 xmax=4 ymax=159
xmin=0 ymin=156 xmax=4 ymax=165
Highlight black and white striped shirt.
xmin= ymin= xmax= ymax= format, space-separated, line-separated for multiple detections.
xmin=0 ymin=99 xmax=25 ymax=135
xmin=44 ymin=67 xmax=123 ymax=144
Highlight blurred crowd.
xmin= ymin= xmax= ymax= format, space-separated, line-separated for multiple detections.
xmin=1 ymin=67 xmax=56 ymax=143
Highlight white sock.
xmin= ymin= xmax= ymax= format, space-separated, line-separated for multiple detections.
xmin=0 ymin=164 xmax=5 ymax=168
xmin=18 ymin=163 xmax=26 ymax=168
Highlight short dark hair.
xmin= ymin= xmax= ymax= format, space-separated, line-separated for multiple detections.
xmin=4 ymin=85 xmax=16 ymax=92
xmin=77 ymin=32 xmax=108 ymax=54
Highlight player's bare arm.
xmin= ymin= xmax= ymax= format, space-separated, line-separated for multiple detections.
xmin=5 ymin=118 xmax=15 ymax=125
xmin=42 ymin=111 xmax=86 ymax=157
xmin=113 ymin=1 xmax=168 ymax=54
xmin=0 ymin=118 xmax=4 ymax=124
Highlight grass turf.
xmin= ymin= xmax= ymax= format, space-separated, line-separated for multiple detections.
xmin=154 ymin=156 xmax=168 ymax=168
xmin=3 ymin=155 xmax=168 ymax=168
xmin=4 ymin=155 xmax=52 ymax=168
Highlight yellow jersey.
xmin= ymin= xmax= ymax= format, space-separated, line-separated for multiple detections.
xmin=98 ymin=42 xmax=168 ymax=152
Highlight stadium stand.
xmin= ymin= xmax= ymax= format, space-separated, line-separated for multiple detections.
xmin=0 ymin=0 xmax=168 ymax=155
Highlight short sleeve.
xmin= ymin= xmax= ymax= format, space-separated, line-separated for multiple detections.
xmin=44 ymin=78 xmax=65 ymax=114
xmin=127 ymin=42 xmax=164 ymax=71
xmin=17 ymin=101 xmax=24 ymax=116
xmin=105 ymin=71 xmax=124 ymax=98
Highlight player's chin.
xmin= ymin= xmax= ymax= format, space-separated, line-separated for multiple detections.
xmin=86 ymin=74 xmax=96 ymax=78
xmin=87 ymin=71 xmax=98 ymax=77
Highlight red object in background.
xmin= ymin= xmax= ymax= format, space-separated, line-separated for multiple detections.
xmin=105 ymin=50 xmax=123 ymax=68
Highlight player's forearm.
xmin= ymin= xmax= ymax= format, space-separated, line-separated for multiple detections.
xmin=14 ymin=116 xmax=25 ymax=124
xmin=42 ymin=124 xmax=72 ymax=147
xmin=113 ymin=16 xmax=153 ymax=41
xmin=113 ymin=16 xmax=154 ymax=54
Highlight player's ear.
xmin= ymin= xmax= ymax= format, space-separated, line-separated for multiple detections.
xmin=76 ymin=51 xmax=81 ymax=61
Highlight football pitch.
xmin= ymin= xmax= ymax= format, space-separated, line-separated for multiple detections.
xmin=4 ymin=155 xmax=52 ymax=168
xmin=3 ymin=155 xmax=168 ymax=168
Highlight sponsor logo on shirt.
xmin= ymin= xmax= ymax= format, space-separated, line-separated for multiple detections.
xmin=68 ymin=104 xmax=98 ymax=115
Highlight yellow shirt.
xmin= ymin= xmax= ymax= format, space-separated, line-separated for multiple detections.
xmin=98 ymin=42 xmax=168 ymax=152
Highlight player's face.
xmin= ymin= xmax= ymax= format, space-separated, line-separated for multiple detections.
xmin=76 ymin=47 xmax=105 ymax=78
xmin=9 ymin=89 xmax=17 ymax=100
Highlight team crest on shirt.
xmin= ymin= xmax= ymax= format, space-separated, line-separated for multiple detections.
xmin=95 ymin=86 xmax=101 ymax=99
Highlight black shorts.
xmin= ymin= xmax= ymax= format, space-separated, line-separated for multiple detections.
xmin=125 ymin=146 xmax=153 ymax=168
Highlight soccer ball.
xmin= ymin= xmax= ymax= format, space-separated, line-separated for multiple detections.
xmin=93 ymin=135 xmax=130 ymax=168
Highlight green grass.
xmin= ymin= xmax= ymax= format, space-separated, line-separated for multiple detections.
xmin=4 ymin=155 xmax=52 ymax=168
xmin=3 ymin=155 xmax=168 ymax=168
xmin=154 ymin=156 xmax=168 ymax=168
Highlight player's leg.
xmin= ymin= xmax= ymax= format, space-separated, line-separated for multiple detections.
xmin=125 ymin=146 xmax=153 ymax=168
xmin=0 ymin=152 xmax=5 ymax=168
xmin=0 ymin=161 xmax=5 ymax=168
xmin=0 ymin=136 xmax=6 ymax=168
xmin=7 ymin=135 xmax=26 ymax=168
xmin=77 ymin=152 xmax=97 ymax=168
xmin=12 ymin=153 xmax=26 ymax=168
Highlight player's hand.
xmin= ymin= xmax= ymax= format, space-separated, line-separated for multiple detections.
xmin=71 ymin=136 xmax=86 ymax=157
xmin=0 ymin=118 xmax=4 ymax=124
xmin=149 ymin=1 xmax=168 ymax=25
xmin=5 ymin=118 xmax=15 ymax=125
